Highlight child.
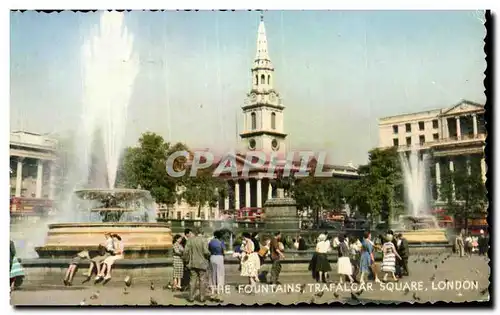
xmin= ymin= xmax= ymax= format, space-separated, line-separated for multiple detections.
xmin=64 ymin=250 xmax=90 ymax=286
xmin=359 ymin=244 xmax=371 ymax=285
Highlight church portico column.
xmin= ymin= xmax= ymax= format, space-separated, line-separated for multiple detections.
xmin=435 ymin=161 xmax=441 ymax=201
xmin=472 ymin=114 xmax=478 ymax=137
xmin=234 ymin=181 xmax=240 ymax=210
xmin=48 ymin=162 xmax=55 ymax=200
xmin=15 ymin=157 xmax=24 ymax=197
xmin=257 ymin=178 xmax=262 ymax=208
xmin=481 ymin=157 xmax=486 ymax=183
xmin=36 ymin=159 xmax=44 ymax=198
xmin=245 ymin=180 xmax=251 ymax=207
xmin=268 ymin=181 xmax=273 ymax=200
xmin=449 ymin=159 xmax=455 ymax=200
xmin=455 ymin=116 xmax=461 ymax=139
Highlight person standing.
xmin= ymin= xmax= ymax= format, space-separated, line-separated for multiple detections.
xmin=362 ymin=231 xmax=381 ymax=283
xmin=269 ymin=231 xmax=285 ymax=285
xmin=381 ymin=234 xmax=401 ymax=282
xmin=208 ymin=230 xmax=225 ymax=302
xmin=464 ymin=233 xmax=473 ymax=256
xmin=455 ymin=230 xmax=465 ymax=257
xmin=337 ymin=235 xmax=354 ymax=284
xmin=181 ymin=229 xmax=194 ymax=290
xmin=10 ymin=240 xmax=16 ymax=272
xmin=172 ymin=234 xmax=185 ymax=290
xmin=478 ymin=230 xmax=488 ymax=256
xmin=240 ymin=232 xmax=260 ymax=288
xmin=396 ymin=233 xmax=409 ymax=277
xmin=184 ymin=227 xmax=210 ymax=303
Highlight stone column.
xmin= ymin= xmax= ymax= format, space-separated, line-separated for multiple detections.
xmin=449 ymin=159 xmax=455 ymax=200
xmin=36 ymin=160 xmax=44 ymax=198
xmin=224 ymin=195 xmax=230 ymax=210
xmin=268 ymin=182 xmax=273 ymax=199
xmin=455 ymin=116 xmax=461 ymax=139
xmin=443 ymin=118 xmax=448 ymax=139
xmin=466 ymin=156 xmax=472 ymax=175
xmin=15 ymin=157 xmax=24 ymax=197
xmin=257 ymin=178 xmax=262 ymax=208
xmin=472 ymin=114 xmax=478 ymax=137
xmin=481 ymin=157 xmax=487 ymax=183
xmin=234 ymin=181 xmax=240 ymax=210
xmin=435 ymin=161 xmax=441 ymax=200
xmin=245 ymin=180 xmax=251 ymax=207
xmin=48 ymin=162 xmax=55 ymax=200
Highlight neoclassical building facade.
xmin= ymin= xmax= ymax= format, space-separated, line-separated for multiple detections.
xmin=378 ymin=100 xmax=487 ymax=203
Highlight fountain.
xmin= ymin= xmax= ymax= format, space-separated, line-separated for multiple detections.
xmin=33 ymin=11 xmax=172 ymax=259
xmin=397 ymin=150 xmax=448 ymax=244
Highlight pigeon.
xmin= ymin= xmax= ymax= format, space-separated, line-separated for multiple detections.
xmin=441 ymin=260 xmax=445 ymax=264
xmin=333 ymin=292 xmax=339 ymax=298
xmin=150 ymin=282 xmax=155 ymax=291
xmin=350 ymin=293 xmax=359 ymax=301
xmin=150 ymin=297 xmax=158 ymax=305
xmin=403 ymin=288 xmax=410 ymax=295
xmin=309 ymin=297 xmax=315 ymax=303
xmin=413 ymin=292 xmax=421 ymax=301
xmin=124 ymin=276 xmax=132 ymax=287
xmin=299 ymin=284 xmax=306 ymax=294
xmin=480 ymin=288 xmax=488 ymax=295
xmin=90 ymin=291 xmax=99 ymax=300
xmin=79 ymin=299 xmax=86 ymax=306
xmin=315 ymin=291 xmax=324 ymax=298
xmin=434 ymin=264 xmax=438 ymax=270
xmin=355 ymin=289 xmax=364 ymax=296
xmin=123 ymin=288 xmax=129 ymax=295
xmin=430 ymin=275 xmax=436 ymax=281
xmin=162 ymin=285 xmax=170 ymax=290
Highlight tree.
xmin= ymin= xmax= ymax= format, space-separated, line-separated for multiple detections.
xmin=117 ymin=132 xmax=189 ymax=206
xmin=345 ymin=147 xmax=403 ymax=228
xmin=181 ymin=168 xmax=228 ymax=219
xmin=439 ymin=158 xmax=487 ymax=232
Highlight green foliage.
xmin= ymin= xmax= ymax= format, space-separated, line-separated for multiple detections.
xmin=181 ymin=168 xmax=228 ymax=218
xmin=439 ymin=159 xmax=487 ymax=230
xmin=344 ymin=147 xmax=403 ymax=227
xmin=117 ymin=132 xmax=189 ymax=205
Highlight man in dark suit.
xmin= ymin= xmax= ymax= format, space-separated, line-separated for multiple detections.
xmin=395 ymin=233 xmax=409 ymax=277
xmin=10 ymin=240 xmax=16 ymax=272
xmin=184 ymin=227 xmax=210 ymax=303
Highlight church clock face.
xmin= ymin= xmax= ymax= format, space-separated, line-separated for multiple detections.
xmin=250 ymin=93 xmax=257 ymax=102
xmin=271 ymin=139 xmax=279 ymax=151
xmin=248 ymin=139 xmax=256 ymax=150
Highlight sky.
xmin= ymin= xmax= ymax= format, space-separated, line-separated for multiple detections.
xmin=10 ymin=10 xmax=486 ymax=165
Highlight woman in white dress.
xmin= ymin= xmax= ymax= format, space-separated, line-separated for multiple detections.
xmin=381 ymin=234 xmax=401 ymax=282
xmin=240 ymin=232 xmax=261 ymax=288
xmin=337 ymin=235 xmax=354 ymax=283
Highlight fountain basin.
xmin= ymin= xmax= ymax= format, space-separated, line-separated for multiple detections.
xmin=392 ymin=215 xmax=449 ymax=244
xmin=35 ymin=222 xmax=172 ymax=259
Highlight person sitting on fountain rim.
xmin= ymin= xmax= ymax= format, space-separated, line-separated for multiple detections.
xmin=64 ymin=250 xmax=91 ymax=286
xmin=97 ymin=234 xmax=125 ymax=281
xmin=86 ymin=232 xmax=114 ymax=282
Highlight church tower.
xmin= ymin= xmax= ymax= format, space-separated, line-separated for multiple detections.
xmin=240 ymin=13 xmax=287 ymax=155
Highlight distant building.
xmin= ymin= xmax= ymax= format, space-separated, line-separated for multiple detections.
xmin=378 ymin=99 xmax=486 ymax=202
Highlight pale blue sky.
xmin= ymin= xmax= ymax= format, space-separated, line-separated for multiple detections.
xmin=10 ymin=10 xmax=486 ymax=165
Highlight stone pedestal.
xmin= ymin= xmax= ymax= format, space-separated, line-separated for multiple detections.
xmin=264 ymin=188 xmax=299 ymax=233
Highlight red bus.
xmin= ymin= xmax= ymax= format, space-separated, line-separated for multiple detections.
xmin=236 ymin=207 xmax=263 ymax=222
xmin=10 ymin=197 xmax=53 ymax=216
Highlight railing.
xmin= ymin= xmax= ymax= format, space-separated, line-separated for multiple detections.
xmin=434 ymin=133 xmax=486 ymax=145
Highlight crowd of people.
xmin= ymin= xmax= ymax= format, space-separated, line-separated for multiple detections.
xmin=309 ymin=230 xmax=410 ymax=285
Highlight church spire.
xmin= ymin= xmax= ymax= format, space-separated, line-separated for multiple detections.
xmin=255 ymin=11 xmax=270 ymax=62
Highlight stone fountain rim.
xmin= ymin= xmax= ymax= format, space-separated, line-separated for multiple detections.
xmin=74 ymin=188 xmax=151 ymax=195
xmin=47 ymin=222 xmax=171 ymax=228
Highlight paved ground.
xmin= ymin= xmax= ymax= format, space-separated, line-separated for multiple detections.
xmin=11 ymin=254 xmax=490 ymax=306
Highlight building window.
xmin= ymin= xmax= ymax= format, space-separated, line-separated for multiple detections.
xmin=392 ymin=125 xmax=398 ymax=134
xmin=251 ymin=112 xmax=257 ymax=130
xmin=261 ymin=74 xmax=266 ymax=85
xmin=393 ymin=138 xmax=399 ymax=146
xmin=406 ymin=137 xmax=412 ymax=146
xmin=418 ymin=121 xmax=425 ymax=131
xmin=432 ymin=119 xmax=439 ymax=129
xmin=271 ymin=112 xmax=276 ymax=129
xmin=405 ymin=123 xmax=411 ymax=132
xmin=433 ymin=133 xmax=439 ymax=140
xmin=255 ymin=75 xmax=258 ymax=85
xmin=419 ymin=135 xmax=425 ymax=145
xmin=176 ymin=211 xmax=181 ymax=220
xmin=267 ymin=75 xmax=271 ymax=85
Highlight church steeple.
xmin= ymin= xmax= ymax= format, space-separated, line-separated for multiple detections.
xmin=255 ymin=12 xmax=270 ymax=62
xmin=240 ymin=12 xmax=287 ymax=155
